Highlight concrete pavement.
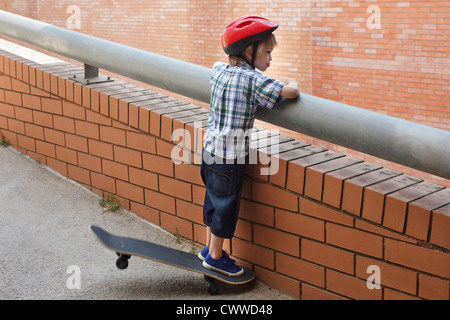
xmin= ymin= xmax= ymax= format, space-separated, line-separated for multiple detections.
xmin=0 ymin=146 xmax=290 ymax=300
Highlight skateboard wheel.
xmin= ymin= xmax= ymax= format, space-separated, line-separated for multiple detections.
xmin=116 ymin=255 xmax=130 ymax=270
xmin=208 ymin=282 xmax=219 ymax=295
xmin=204 ymin=276 xmax=219 ymax=295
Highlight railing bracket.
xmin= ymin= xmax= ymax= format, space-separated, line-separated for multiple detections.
xmin=69 ymin=63 xmax=113 ymax=85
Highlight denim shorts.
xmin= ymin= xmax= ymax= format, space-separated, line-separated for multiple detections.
xmin=200 ymin=150 xmax=245 ymax=239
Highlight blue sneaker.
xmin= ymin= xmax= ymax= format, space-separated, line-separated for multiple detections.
xmin=198 ymin=246 xmax=209 ymax=261
xmin=202 ymin=253 xmax=244 ymax=277
xmin=198 ymin=247 xmax=237 ymax=264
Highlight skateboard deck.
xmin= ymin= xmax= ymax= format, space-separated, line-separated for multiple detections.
xmin=90 ymin=225 xmax=255 ymax=295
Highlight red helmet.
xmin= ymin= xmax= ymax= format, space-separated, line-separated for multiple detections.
xmin=222 ymin=15 xmax=278 ymax=56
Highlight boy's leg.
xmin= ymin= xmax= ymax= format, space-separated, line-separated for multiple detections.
xmin=208 ymin=232 xmax=225 ymax=259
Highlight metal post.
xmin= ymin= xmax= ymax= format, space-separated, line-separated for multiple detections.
xmin=69 ymin=63 xmax=113 ymax=85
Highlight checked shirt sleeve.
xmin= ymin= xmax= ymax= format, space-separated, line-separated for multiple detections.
xmin=254 ymin=74 xmax=285 ymax=109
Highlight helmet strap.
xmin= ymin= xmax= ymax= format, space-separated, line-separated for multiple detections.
xmin=250 ymin=42 xmax=260 ymax=69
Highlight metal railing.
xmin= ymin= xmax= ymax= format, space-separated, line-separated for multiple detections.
xmin=0 ymin=10 xmax=449 ymax=179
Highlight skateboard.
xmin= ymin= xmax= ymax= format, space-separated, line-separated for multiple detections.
xmin=90 ymin=225 xmax=255 ymax=295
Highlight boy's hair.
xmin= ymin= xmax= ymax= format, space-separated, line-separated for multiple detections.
xmin=228 ymin=33 xmax=277 ymax=67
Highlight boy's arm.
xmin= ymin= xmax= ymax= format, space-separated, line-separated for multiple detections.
xmin=280 ymin=78 xmax=299 ymax=99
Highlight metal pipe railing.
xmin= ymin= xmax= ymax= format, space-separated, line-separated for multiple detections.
xmin=0 ymin=10 xmax=449 ymax=179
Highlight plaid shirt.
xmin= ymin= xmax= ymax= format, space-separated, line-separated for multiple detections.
xmin=203 ymin=61 xmax=284 ymax=159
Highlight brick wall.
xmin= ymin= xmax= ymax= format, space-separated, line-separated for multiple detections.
xmin=1 ymin=41 xmax=449 ymax=300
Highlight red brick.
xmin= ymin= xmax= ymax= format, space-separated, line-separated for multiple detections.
xmin=53 ymin=115 xmax=75 ymax=133
xmin=406 ymin=188 xmax=450 ymax=240
xmin=130 ymin=202 xmax=159 ymax=226
xmin=17 ymin=134 xmax=35 ymax=152
xmin=0 ymin=75 xmax=12 ymax=90
xmin=117 ymin=180 xmax=144 ymax=204
xmin=75 ymin=120 xmax=99 ymax=139
xmin=82 ymin=86 xmax=90 ymax=108
xmin=15 ymin=106 xmax=33 ymax=122
xmin=73 ymin=82 xmax=82 ymax=105
xmin=285 ymin=147 xmax=330 ymax=194
xmin=143 ymin=153 xmax=174 ymax=177
xmin=384 ymin=182 xmax=444 ymax=232
xmin=342 ymin=168 xmax=400 ymax=216
xmin=33 ymin=111 xmax=53 ymax=128
xmin=385 ymin=238 xmax=450 ymax=278
xmin=326 ymin=270 xmax=382 ymax=300
xmin=67 ymin=165 xmax=90 ymax=185
xmin=128 ymin=103 xmax=139 ymax=129
xmin=55 ymin=146 xmax=77 ymax=165
xmin=362 ymin=175 xmax=422 ymax=224
xmin=113 ymin=145 xmax=142 ymax=168
xmin=430 ymin=204 xmax=450 ymax=250
xmin=232 ymin=238 xmax=274 ymax=270
xmin=62 ymin=101 xmax=86 ymax=120
xmin=44 ymin=128 xmax=65 ymax=146
xmin=25 ymin=123 xmax=44 ymax=140
xmin=176 ymin=199 xmax=203 ymax=225
xmin=302 ymin=239 xmax=354 ymax=274
xmin=8 ymin=118 xmax=25 ymax=134
xmin=356 ymin=256 xmax=417 ymax=295
xmin=41 ymin=98 xmax=62 ymax=115
xmin=22 ymin=94 xmax=41 ymax=110
xmin=78 ymin=153 xmax=102 ymax=173
xmin=252 ymin=181 xmax=298 ymax=211
xmin=145 ymin=189 xmax=176 ymax=214
xmin=174 ymin=163 xmax=202 ymax=185
xmin=65 ymin=133 xmax=88 ymax=152
xmin=99 ymin=125 xmax=126 ymax=146
xmin=65 ymin=79 xmax=74 ymax=102
xmin=159 ymin=175 xmax=191 ymax=201
xmin=91 ymin=172 xmax=116 ymax=194
xmin=323 ymin=162 xmax=381 ymax=209
xmin=160 ymin=213 xmax=193 ymax=240
xmin=46 ymin=158 xmax=67 ymax=177
xmin=254 ymin=224 xmax=300 ymax=256
xmin=102 ymin=159 xmax=128 ymax=181
xmin=57 ymin=78 xmax=66 ymax=98
xmin=240 ymin=199 xmax=274 ymax=227
xmin=300 ymin=197 xmax=353 ymax=226
xmin=304 ymin=156 xmax=362 ymax=201
xmin=138 ymin=106 xmax=151 ymax=133
xmin=302 ymin=283 xmax=346 ymax=300
xmin=0 ymin=102 xmax=15 ymax=117
xmin=277 ymin=253 xmax=325 ymax=287
xmin=327 ymin=223 xmax=383 ymax=258
xmin=99 ymin=92 xmax=109 ymax=115
xmin=108 ymin=96 xmax=118 ymax=120
xmin=11 ymin=78 xmax=29 ymax=93
xmin=418 ymin=274 xmax=450 ymax=300
xmin=86 ymin=109 xmax=111 ymax=125
xmin=126 ymin=131 xmax=156 ymax=153
xmin=129 ymin=167 xmax=158 ymax=190
xmin=275 ymin=208 xmax=325 ymax=241
xmin=255 ymin=267 xmax=301 ymax=299
xmin=5 ymin=91 xmax=22 ymax=106
xmin=89 ymin=139 xmax=113 ymax=160
xmin=36 ymin=140 xmax=55 ymax=158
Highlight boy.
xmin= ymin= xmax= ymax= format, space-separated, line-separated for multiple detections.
xmin=199 ymin=15 xmax=299 ymax=276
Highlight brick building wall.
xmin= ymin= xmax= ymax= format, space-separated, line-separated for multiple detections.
xmin=1 ymin=39 xmax=449 ymax=300
xmin=1 ymin=0 xmax=448 ymax=129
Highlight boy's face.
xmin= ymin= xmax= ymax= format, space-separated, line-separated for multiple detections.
xmin=246 ymin=44 xmax=273 ymax=72
xmin=252 ymin=43 xmax=274 ymax=72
